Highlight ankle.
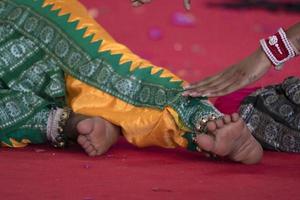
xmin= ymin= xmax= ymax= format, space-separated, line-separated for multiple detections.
xmin=64 ymin=113 xmax=89 ymax=140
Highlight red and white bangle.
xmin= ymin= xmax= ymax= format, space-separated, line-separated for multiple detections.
xmin=260 ymin=28 xmax=296 ymax=70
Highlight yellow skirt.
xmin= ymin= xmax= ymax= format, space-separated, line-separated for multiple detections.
xmin=42 ymin=0 xmax=222 ymax=150
xmin=44 ymin=0 xmax=189 ymax=149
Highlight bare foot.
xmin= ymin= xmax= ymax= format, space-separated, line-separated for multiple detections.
xmin=76 ymin=117 xmax=120 ymax=157
xmin=195 ymin=113 xmax=263 ymax=164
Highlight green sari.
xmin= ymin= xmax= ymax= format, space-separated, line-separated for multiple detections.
xmin=0 ymin=0 xmax=222 ymax=150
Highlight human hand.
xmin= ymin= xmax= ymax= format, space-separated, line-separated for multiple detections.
xmin=131 ymin=0 xmax=152 ymax=7
xmin=131 ymin=0 xmax=191 ymax=10
xmin=182 ymin=48 xmax=272 ymax=97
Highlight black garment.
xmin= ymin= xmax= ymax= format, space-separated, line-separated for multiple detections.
xmin=240 ymin=76 xmax=300 ymax=152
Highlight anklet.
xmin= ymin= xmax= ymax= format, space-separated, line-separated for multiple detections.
xmin=47 ymin=107 xmax=72 ymax=148
xmin=195 ymin=114 xmax=220 ymax=133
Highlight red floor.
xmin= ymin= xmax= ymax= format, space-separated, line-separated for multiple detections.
xmin=1 ymin=0 xmax=300 ymax=199
xmin=2 ymin=140 xmax=300 ymax=200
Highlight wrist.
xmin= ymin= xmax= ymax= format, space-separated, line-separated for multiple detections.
xmin=257 ymin=47 xmax=272 ymax=69
xmin=251 ymin=47 xmax=272 ymax=72
xmin=260 ymin=28 xmax=296 ymax=70
xmin=286 ymin=31 xmax=300 ymax=56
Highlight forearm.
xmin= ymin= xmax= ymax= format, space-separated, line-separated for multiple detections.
xmin=286 ymin=22 xmax=300 ymax=53
xmin=247 ymin=47 xmax=272 ymax=73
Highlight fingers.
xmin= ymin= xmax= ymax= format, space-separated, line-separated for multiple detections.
xmin=183 ymin=70 xmax=250 ymax=97
xmin=183 ymin=72 xmax=223 ymax=91
xmin=183 ymin=77 xmax=233 ymax=97
xmin=202 ymin=78 xmax=248 ymax=97
xmin=182 ymin=64 xmax=250 ymax=97
xmin=131 ymin=0 xmax=152 ymax=7
xmin=190 ymin=73 xmax=239 ymax=97
xmin=132 ymin=0 xmax=191 ymax=10
xmin=183 ymin=0 xmax=191 ymax=10
xmin=197 ymin=77 xmax=243 ymax=97
xmin=183 ymin=70 xmax=234 ymax=97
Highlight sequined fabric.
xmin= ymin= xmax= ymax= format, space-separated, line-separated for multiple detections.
xmin=240 ymin=76 xmax=300 ymax=152
xmin=0 ymin=0 xmax=222 ymax=149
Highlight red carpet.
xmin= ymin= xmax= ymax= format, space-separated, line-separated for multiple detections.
xmin=1 ymin=0 xmax=300 ymax=199
xmin=2 ymin=140 xmax=300 ymax=200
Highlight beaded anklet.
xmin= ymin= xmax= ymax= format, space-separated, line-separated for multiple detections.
xmin=47 ymin=107 xmax=72 ymax=148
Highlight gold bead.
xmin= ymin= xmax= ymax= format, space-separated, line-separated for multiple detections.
xmin=209 ymin=114 xmax=217 ymax=121
xmin=59 ymin=141 xmax=65 ymax=147
xmin=196 ymin=146 xmax=202 ymax=152
xmin=196 ymin=117 xmax=208 ymax=131
xmin=58 ymin=127 xmax=63 ymax=133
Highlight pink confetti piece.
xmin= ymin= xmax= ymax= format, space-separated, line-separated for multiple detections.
xmin=34 ymin=149 xmax=46 ymax=153
xmin=174 ymin=43 xmax=183 ymax=51
xmin=171 ymin=12 xmax=196 ymax=27
xmin=151 ymin=187 xmax=173 ymax=192
xmin=148 ymin=27 xmax=163 ymax=41
xmin=83 ymin=163 xmax=91 ymax=169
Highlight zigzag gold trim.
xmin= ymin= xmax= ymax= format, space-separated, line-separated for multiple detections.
xmin=42 ymin=0 xmax=183 ymax=84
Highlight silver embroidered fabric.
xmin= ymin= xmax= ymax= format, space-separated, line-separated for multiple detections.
xmin=240 ymin=76 xmax=300 ymax=152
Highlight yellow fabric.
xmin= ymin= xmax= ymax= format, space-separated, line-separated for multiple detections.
xmin=45 ymin=0 xmax=189 ymax=149
xmin=1 ymin=139 xmax=30 ymax=148
xmin=67 ymin=76 xmax=187 ymax=148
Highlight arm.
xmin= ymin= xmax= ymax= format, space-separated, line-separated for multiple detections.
xmin=183 ymin=22 xmax=300 ymax=98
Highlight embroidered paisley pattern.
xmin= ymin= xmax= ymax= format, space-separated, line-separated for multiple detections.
xmin=0 ymin=0 xmax=222 ymax=147
xmin=240 ymin=76 xmax=300 ymax=152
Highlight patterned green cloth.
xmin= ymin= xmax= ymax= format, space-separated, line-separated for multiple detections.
xmin=0 ymin=0 xmax=222 ymax=147
xmin=0 ymin=0 xmax=68 ymax=145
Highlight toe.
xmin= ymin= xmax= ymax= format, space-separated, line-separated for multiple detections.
xmin=77 ymin=135 xmax=88 ymax=146
xmin=207 ymin=121 xmax=217 ymax=132
xmin=89 ymin=150 xmax=97 ymax=157
xmin=196 ymin=134 xmax=215 ymax=152
xmin=85 ymin=145 xmax=95 ymax=154
xmin=96 ymin=148 xmax=107 ymax=156
xmin=215 ymin=119 xmax=224 ymax=128
xmin=223 ymin=115 xmax=231 ymax=124
xmin=231 ymin=113 xmax=240 ymax=122
xmin=77 ymin=135 xmax=92 ymax=150
xmin=77 ymin=118 xmax=94 ymax=135
xmin=80 ymin=138 xmax=91 ymax=149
